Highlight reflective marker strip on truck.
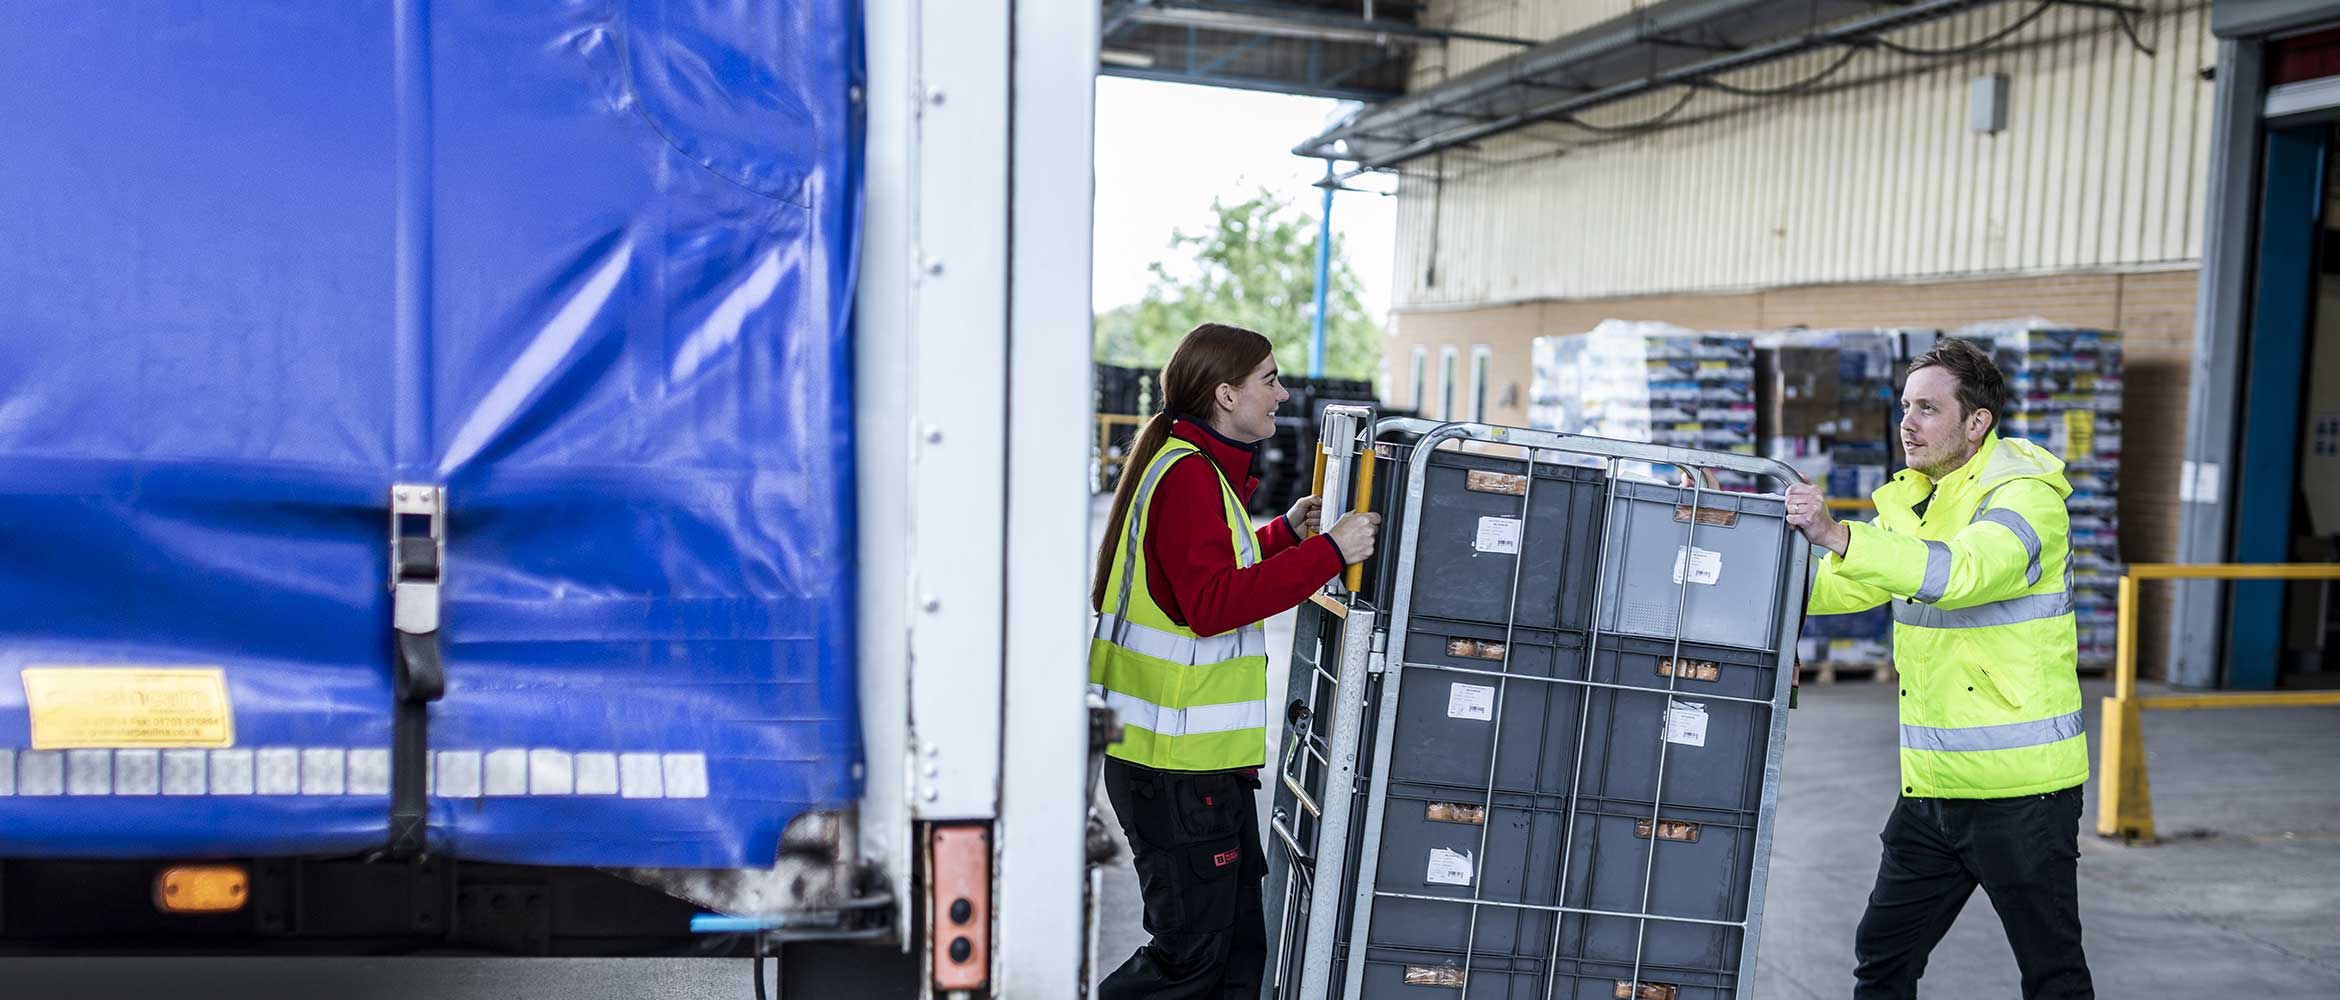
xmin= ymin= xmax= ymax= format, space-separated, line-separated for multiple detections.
xmin=0 ymin=748 xmax=710 ymax=799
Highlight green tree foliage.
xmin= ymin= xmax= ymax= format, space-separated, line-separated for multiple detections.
xmin=1095 ymin=189 xmax=1382 ymax=380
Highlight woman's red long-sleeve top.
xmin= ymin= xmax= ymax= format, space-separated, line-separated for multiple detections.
xmin=1122 ymin=419 xmax=1346 ymax=637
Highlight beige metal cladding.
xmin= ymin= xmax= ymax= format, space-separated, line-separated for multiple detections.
xmin=1393 ymin=0 xmax=2215 ymax=309
xmin=1411 ymin=0 xmax=1644 ymax=87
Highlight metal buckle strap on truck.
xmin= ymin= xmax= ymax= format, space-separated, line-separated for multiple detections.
xmin=388 ymin=485 xmax=448 ymax=858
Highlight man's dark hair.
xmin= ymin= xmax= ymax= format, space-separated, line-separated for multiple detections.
xmin=1906 ymin=337 xmax=2008 ymax=433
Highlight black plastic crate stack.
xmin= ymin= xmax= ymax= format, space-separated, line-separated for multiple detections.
xmin=1971 ymin=325 xmax=2126 ymax=671
xmin=1093 ymin=363 xmax=1159 ymax=492
xmin=1252 ymin=376 xmax=1378 ymax=515
xmin=1332 ymin=436 xmax=1793 ymax=999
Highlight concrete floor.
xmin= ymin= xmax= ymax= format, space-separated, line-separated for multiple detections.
xmin=1095 ymin=603 xmax=2340 ymax=997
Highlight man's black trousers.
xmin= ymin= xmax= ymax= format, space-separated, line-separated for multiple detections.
xmin=1099 ymin=757 xmax=1266 ymax=1000
xmin=1854 ymin=786 xmax=2093 ymax=999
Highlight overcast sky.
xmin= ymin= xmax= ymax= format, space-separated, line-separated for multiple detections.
xmin=1092 ymin=76 xmax=1396 ymax=323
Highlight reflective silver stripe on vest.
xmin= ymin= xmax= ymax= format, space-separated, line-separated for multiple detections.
xmin=1974 ymin=507 xmax=2044 ymax=587
xmin=1208 ymin=459 xmax=1261 ymax=569
xmin=1894 ymin=589 xmax=2072 ymax=629
xmin=1088 ymin=684 xmax=1268 ymax=738
xmin=1900 ymin=710 xmax=2085 ymax=753
xmin=1105 ymin=440 xmax=1265 ymax=657
xmin=1913 ymin=541 xmax=1952 ymax=604
xmin=1093 ymin=614 xmax=1266 ymax=664
xmin=1110 ymin=448 xmax=1191 ymax=645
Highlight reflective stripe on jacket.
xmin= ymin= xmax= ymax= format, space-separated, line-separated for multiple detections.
xmin=1089 ymin=438 xmax=1270 ymax=771
xmin=1810 ymin=432 xmax=2090 ymax=798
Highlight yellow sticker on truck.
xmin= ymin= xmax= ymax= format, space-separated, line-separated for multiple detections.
xmin=21 ymin=667 xmax=235 ymax=749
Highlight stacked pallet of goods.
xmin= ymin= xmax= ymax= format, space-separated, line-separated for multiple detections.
xmin=1530 ymin=320 xmax=1759 ymax=491
xmin=1756 ymin=331 xmax=1905 ymax=679
xmin=1963 ymin=323 xmax=2125 ymax=672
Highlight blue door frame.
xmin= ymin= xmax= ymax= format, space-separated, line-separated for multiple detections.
xmin=2224 ymin=123 xmax=2326 ymax=689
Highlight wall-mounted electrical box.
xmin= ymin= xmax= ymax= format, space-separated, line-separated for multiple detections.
xmin=1971 ymin=73 xmax=2011 ymax=134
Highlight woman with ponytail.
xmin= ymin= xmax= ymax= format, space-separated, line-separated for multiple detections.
xmin=1091 ymin=322 xmax=1379 ymax=999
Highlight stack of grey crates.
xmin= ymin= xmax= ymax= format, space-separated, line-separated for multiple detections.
xmin=1269 ymin=418 xmax=1804 ymax=1000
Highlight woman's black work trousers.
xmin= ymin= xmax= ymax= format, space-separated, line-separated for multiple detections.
xmin=1098 ymin=757 xmax=1266 ymax=1000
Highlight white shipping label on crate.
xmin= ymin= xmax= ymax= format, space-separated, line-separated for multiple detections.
xmin=1671 ymin=546 xmax=1723 ymax=586
xmin=1447 ymin=683 xmax=1496 ymax=721
xmin=1425 ymin=847 xmax=1475 ymax=887
xmin=1473 ymin=516 xmax=1522 ymax=554
xmin=1664 ymin=701 xmax=1709 ymax=748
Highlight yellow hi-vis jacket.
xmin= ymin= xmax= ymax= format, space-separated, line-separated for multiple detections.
xmin=1089 ymin=438 xmax=1270 ymax=771
xmin=1810 ymin=432 xmax=2090 ymax=798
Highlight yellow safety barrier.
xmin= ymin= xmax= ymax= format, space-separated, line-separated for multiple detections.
xmin=2096 ymin=563 xmax=2340 ymax=842
xmin=1093 ymin=413 xmax=1149 ymax=490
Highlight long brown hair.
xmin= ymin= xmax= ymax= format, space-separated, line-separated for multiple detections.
xmin=1092 ymin=323 xmax=1276 ymax=611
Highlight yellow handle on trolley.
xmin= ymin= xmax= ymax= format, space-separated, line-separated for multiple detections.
xmin=1344 ymin=446 xmax=1376 ymax=592
xmin=1310 ymin=447 xmax=1328 ymax=508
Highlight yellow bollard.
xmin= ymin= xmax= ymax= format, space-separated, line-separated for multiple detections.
xmin=2095 ymin=695 xmax=2155 ymax=842
xmin=2095 ymin=572 xmax=2155 ymax=842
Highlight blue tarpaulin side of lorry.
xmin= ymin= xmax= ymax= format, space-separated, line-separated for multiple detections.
xmin=0 ymin=0 xmax=864 ymax=868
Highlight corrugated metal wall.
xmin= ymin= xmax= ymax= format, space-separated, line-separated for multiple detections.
xmin=1414 ymin=0 xmax=1641 ymax=84
xmin=1392 ymin=0 xmax=2216 ymax=309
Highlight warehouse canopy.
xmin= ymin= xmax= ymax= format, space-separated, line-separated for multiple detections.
xmin=1098 ymin=0 xmax=1540 ymax=101
xmin=1294 ymin=0 xmax=2148 ymax=170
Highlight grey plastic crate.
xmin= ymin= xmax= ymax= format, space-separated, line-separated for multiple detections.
xmin=1364 ymin=446 xmax=1609 ymax=633
xmin=1596 ymin=482 xmax=1791 ymax=652
xmin=1578 ymin=682 xmax=1771 ymax=815
xmin=1389 ymin=620 xmax=1588 ymax=792
xmin=1557 ymin=807 xmax=1754 ymax=969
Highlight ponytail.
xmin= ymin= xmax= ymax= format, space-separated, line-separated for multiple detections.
xmin=1091 ymin=412 xmax=1176 ymax=611
xmin=1089 ymin=323 xmax=1276 ymax=612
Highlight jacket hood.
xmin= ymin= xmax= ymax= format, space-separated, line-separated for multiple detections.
xmin=1885 ymin=432 xmax=2072 ymax=504
xmin=1973 ymin=433 xmax=2072 ymax=500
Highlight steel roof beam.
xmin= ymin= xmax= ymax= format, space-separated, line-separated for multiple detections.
xmin=1111 ymin=0 xmax=1538 ymax=47
xmin=1299 ymin=0 xmax=1788 ymax=152
xmin=1098 ymin=65 xmax=1398 ymax=102
xmin=1299 ymin=0 xmax=2142 ymax=167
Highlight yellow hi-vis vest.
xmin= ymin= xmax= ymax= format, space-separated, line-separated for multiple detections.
xmin=1089 ymin=437 xmax=1270 ymax=771
xmin=1811 ymin=432 xmax=2090 ymax=799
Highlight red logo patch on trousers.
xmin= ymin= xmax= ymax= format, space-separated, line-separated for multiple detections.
xmin=1213 ymin=848 xmax=1240 ymax=868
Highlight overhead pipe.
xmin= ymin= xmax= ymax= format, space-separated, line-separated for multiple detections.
xmin=1300 ymin=0 xmax=2144 ymax=169
xmin=1295 ymin=0 xmax=1786 ymax=155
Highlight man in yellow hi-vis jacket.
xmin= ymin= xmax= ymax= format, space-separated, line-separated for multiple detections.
xmin=1786 ymin=338 xmax=2094 ymax=1000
